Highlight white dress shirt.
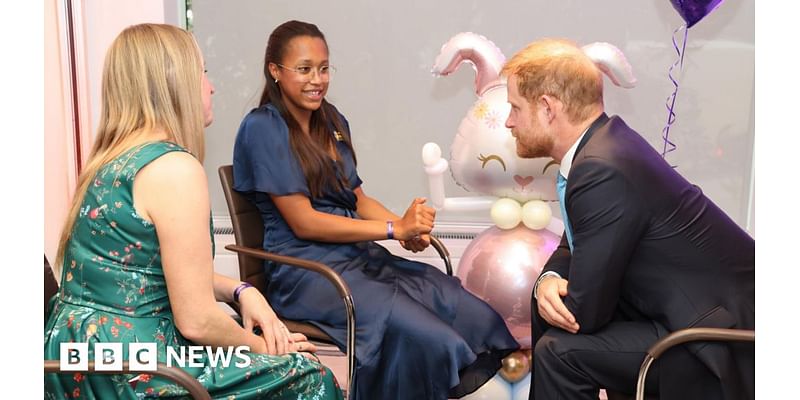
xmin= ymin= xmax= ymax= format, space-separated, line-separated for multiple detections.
xmin=532 ymin=127 xmax=589 ymax=300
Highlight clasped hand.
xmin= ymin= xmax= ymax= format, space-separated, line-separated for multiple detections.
xmin=396 ymin=197 xmax=435 ymax=253
xmin=536 ymin=276 xmax=580 ymax=334
xmin=238 ymin=288 xmax=317 ymax=355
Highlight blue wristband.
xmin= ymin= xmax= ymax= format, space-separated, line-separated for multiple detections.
xmin=233 ymin=282 xmax=254 ymax=303
xmin=386 ymin=220 xmax=395 ymax=240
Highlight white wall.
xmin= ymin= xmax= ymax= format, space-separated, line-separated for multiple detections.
xmin=192 ymin=0 xmax=754 ymax=231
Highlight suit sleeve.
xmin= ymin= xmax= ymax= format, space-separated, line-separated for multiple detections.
xmin=563 ymin=158 xmax=647 ymax=333
xmin=541 ymin=234 xmax=571 ymax=278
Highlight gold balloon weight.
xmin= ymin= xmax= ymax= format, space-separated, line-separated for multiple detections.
xmin=498 ymin=350 xmax=531 ymax=383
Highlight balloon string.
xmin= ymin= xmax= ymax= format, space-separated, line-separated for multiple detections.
xmin=661 ymin=24 xmax=688 ymax=167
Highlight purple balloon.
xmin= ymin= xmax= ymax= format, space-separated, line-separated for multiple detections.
xmin=669 ymin=0 xmax=724 ymax=28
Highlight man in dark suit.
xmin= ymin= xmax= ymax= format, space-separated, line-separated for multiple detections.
xmin=501 ymin=39 xmax=754 ymax=399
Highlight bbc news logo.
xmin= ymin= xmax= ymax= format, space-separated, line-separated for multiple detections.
xmin=60 ymin=343 xmax=252 ymax=371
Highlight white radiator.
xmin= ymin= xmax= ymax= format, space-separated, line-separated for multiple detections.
xmin=212 ymin=219 xmax=492 ymax=279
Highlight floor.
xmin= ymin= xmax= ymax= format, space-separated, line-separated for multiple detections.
xmin=314 ymin=342 xmax=349 ymax=390
xmin=315 ymin=346 xmax=612 ymax=400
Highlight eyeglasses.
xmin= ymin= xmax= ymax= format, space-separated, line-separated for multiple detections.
xmin=276 ymin=63 xmax=335 ymax=82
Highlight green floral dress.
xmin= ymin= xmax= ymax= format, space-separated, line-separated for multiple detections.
xmin=44 ymin=142 xmax=343 ymax=400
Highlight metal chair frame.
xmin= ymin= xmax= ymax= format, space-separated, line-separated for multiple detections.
xmin=44 ymin=257 xmax=211 ymax=399
xmin=44 ymin=360 xmax=212 ymax=400
xmin=218 ymin=165 xmax=453 ymax=397
xmin=635 ymin=327 xmax=755 ymax=400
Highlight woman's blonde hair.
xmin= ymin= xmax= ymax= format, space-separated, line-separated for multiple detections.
xmin=54 ymin=23 xmax=206 ymax=277
xmin=501 ymin=38 xmax=603 ymax=124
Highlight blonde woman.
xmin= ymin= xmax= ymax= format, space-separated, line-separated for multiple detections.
xmin=44 ymin=23 xmax=343 ymax=399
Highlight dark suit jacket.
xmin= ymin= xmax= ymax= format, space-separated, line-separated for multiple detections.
xmin=543 ymin=113 xmax=754 ymax=399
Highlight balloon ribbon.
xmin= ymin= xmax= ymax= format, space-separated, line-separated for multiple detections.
xmin=661 ymin=24 xmax=688 ymax=166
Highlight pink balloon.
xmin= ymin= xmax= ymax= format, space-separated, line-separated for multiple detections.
xmin=457 ymin=226 xmax=560 ymax=348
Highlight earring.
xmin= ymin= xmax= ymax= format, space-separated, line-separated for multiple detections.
xmin=274 ymin=78 xmax=279 ymax=83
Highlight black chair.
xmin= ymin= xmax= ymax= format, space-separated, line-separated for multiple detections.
xmin=44 ymin=256 xmax=211 ymax=399
xmin=603 ymin=327 xmax=755 ymax=400
xmin=218 ymin=164 xmax=454 ymax=396
xmin=634 ymin=327 xmax=755 ymax=400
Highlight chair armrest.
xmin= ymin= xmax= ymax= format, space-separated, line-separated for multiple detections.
xmin=635 ymin=328 xmax=755 ymax=400
xmin=224 ymin=245 xmax=351 ymax=299
xmin=429 ymin=235 xmax=453 ymax=276
xmin=44 ymin=360 xmax=211 ymax=400
xmin=223 ymin=244 xmax=357 ymax=394
xmin=646 ymin=327 xmax=754 ymax=359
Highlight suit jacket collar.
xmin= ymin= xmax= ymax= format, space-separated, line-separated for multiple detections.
xmin=558 ymin=112 xmax=609 ymax=178
xmin=573 ymin=112 xmax=609 ymax=160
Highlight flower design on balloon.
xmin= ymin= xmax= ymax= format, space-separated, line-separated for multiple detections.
xmin=484 ymin=110 xmax=502 ymax=130
xmin=473 ymin=102 xmax=489 ymax=120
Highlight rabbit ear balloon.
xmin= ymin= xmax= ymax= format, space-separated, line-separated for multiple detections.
xmin=581 ymin=42 xmax=637 ymax=89
xmin=432 ymin=32 xmax=506 ymax=97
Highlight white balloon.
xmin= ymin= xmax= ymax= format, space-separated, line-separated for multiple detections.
xmin=510 ymin=372 xmax=532 ymax=400
xmin=422 ymin=142 xmax=443 ymax=166
xmin=491 ymin=198 xmax=522 ymax=230
xmin=521 ymin=200 xmax=552 ymax=230
xmin=461 ymin=374 xmax=513 ymax=400
xmin=442 ymin=196 xmax=496 ymax=212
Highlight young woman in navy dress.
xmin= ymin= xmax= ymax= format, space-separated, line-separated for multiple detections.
xmin=232 ymin=20 xmax=519 ymax=400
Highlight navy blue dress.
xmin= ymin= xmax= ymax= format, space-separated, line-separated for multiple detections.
xmin=232 ymin=104 xmax=519 ymax=400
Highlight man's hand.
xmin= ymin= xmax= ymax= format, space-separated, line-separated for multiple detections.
xmin=537 ymin=276 xmax=580 ymax=334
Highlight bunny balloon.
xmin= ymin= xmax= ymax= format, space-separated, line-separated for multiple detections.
xmin=422 ymin=33 xmax=637 ymax=231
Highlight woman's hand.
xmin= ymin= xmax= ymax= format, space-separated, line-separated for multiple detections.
xmin=238 ymin=288 xmax=293 ymax=355
xmin=287 ymin=332 xmax=320 ymax=360
xmin=400 ymin=233 xmax=431 ymax=253
xmin=288 ymin=332 xmax=317 ymax=353
xmin=395 ymin=198 xmax=435 ymax=241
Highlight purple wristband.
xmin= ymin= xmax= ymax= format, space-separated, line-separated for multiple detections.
xmin=386 ymin=220 xmax=395 ymax=240
xmin=233 ymin=282 xmax=254 ymax=302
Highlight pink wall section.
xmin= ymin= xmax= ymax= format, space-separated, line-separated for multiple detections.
xmin=44 ymin=0 xmax=167 ymax=267
xmin=82 ymin=1 xmax=166 ymax=139
xmin=44 ymin=0 xmax=77 ymax=265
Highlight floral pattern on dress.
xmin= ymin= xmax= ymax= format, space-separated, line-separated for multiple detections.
xmin=45 ymin=142 xmax=343 ymax=399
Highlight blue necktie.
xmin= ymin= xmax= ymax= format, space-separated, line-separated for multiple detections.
xmin=557 ymin=172 xmax=574 ymax=251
